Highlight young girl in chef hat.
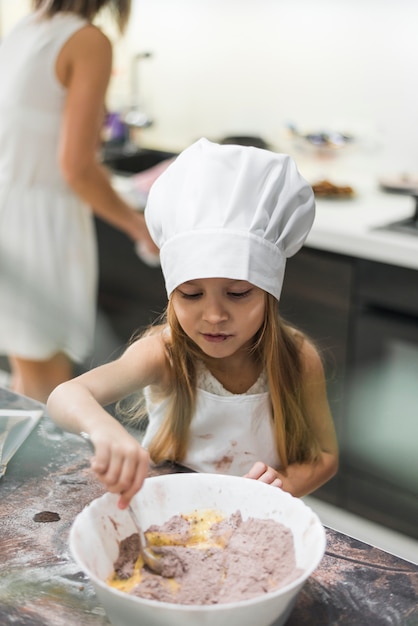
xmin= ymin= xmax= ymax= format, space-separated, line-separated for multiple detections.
xmin=47 ymin=138 xmax=338 ymax=508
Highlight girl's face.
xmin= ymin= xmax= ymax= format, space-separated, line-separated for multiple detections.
xmin=171 ymin=278 xmax=266 ymax=359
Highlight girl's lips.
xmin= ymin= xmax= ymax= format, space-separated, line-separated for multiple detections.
xmin=201 ymin=333 xmax=230 ymax=343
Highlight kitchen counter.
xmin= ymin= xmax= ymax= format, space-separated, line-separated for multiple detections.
xmin=1 ymin=386 xmax=417 ymax=626
xmin=309 ymin=189 xmax=418 ymax=270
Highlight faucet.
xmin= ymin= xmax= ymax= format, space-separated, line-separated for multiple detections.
xmin=124 ymin=51 xmax=153 ymax=130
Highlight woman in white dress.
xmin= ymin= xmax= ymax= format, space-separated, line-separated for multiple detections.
xmin=0 ymin=0 xmax=156 ymax=402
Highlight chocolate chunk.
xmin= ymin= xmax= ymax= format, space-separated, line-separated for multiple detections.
xmin=33 ymin=511 xmax=61 ymax=523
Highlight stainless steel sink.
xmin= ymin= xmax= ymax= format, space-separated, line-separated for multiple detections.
xmin=101 ymin=146 xmax=176 ymax=175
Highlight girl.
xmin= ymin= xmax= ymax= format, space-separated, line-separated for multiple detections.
xmin=0 ymin=0 xmax=156 ymax=402
xmin=47 ymin=138 xmax=339 ymax=508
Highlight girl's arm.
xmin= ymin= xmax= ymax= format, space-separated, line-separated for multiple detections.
xmin=55 ymin=24 xmax=157 ymax=250
xmin=47 ymin=334 xmax=168 ymax=507
xmin=246 ymin=340 xmax=339 ymax=497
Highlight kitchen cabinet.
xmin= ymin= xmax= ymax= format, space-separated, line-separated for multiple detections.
xmin=281 ymin=248 xmax=418 ymax=539
xmin=343 ymin=260 xmax=418 ymax=539
xmin=280 ymin=248 xmax=353 ymax=505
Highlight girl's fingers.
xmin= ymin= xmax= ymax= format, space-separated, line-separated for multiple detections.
xmin=90 ymin=439 xmax=150 ymax=507
xmin=245 ymin=461 xmax=283 ymax=488
xmin=258 ymin=466 xmax=277 ymax=484
xmin=244 ymin=461 xmax=267 ymax=480
xmin=96 ymin=447 xmax=124 ymax=488
xmin=118 ymin=461 xmax=149 ymax=509
xmin=117 ymin=449 xmax=150 ymax=509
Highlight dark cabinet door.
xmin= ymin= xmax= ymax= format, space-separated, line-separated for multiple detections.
xmin=281 ymin=250 xmax=418 ymax=539
xmin=342 ymin=264 xmax=418 ymax=539
xmin=280 ymin=248 xmax=353 ymax=505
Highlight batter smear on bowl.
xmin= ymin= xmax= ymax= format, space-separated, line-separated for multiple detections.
xmin=108 ymin=509 xmax=302 ymax=605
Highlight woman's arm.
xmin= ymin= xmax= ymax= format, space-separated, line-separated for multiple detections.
xmin=246 ymin=340 xmax=339 ymax=497
xmin=55 ymin=24 xmax=156 ymax=249
xmin=47 ymin=334 xmax=168 ymax=506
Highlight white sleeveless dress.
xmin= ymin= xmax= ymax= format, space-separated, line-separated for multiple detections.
xmin=0 ymin=12 xmax=97 ymax=363
xmin=142 ymin=361 xmax=281 ymax=475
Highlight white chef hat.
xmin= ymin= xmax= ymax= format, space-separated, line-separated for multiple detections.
xmin=144 ymin=138 xmax=315 ymax=300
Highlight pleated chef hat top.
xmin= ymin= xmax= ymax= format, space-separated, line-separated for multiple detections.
xmin=144 ymin=138 xmax=315 ymax=301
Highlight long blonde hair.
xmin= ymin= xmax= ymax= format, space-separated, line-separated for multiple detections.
xmin=141 ymin=292 xmax=321 ymax=468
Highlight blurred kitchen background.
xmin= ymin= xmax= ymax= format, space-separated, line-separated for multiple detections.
xmin=1 ymin=0 xmax=417 ymax=563
xmin=2 ymin=0 xmax=418 ymax=170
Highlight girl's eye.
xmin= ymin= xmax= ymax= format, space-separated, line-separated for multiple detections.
xmin=178 ymin=291 xmax=202 ymax=299
xmin=228 ymin=289 xmax=252 ymax=299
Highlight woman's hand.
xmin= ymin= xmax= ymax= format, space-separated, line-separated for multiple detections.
xmin=244 ymin=461 xmax=283 ymax=488
xmin=89 ymin=430 xmax=150 ymax=509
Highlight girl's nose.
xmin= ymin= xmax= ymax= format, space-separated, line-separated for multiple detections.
xmin=202 ymin=299 xmax=228 ymax=323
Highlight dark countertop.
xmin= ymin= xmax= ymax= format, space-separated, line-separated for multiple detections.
xmin=1 ymin=386 xmax=417 ymax=626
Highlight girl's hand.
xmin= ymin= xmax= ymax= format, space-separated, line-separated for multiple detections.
xmin=89 ymin=431 xmax=150 ymax=509
xmin=244 ymin=461 xmax=283 ymax=488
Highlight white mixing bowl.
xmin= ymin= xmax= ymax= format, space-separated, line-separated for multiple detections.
xmin=70 ymin=473 xmax=325 ymax=626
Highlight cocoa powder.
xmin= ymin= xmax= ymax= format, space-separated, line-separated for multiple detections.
xmin=111 ymin=510 xmax=301 ymax=605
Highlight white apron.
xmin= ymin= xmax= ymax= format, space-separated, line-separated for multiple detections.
xmin=142 ymin=378 xmax=281 ymax=476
